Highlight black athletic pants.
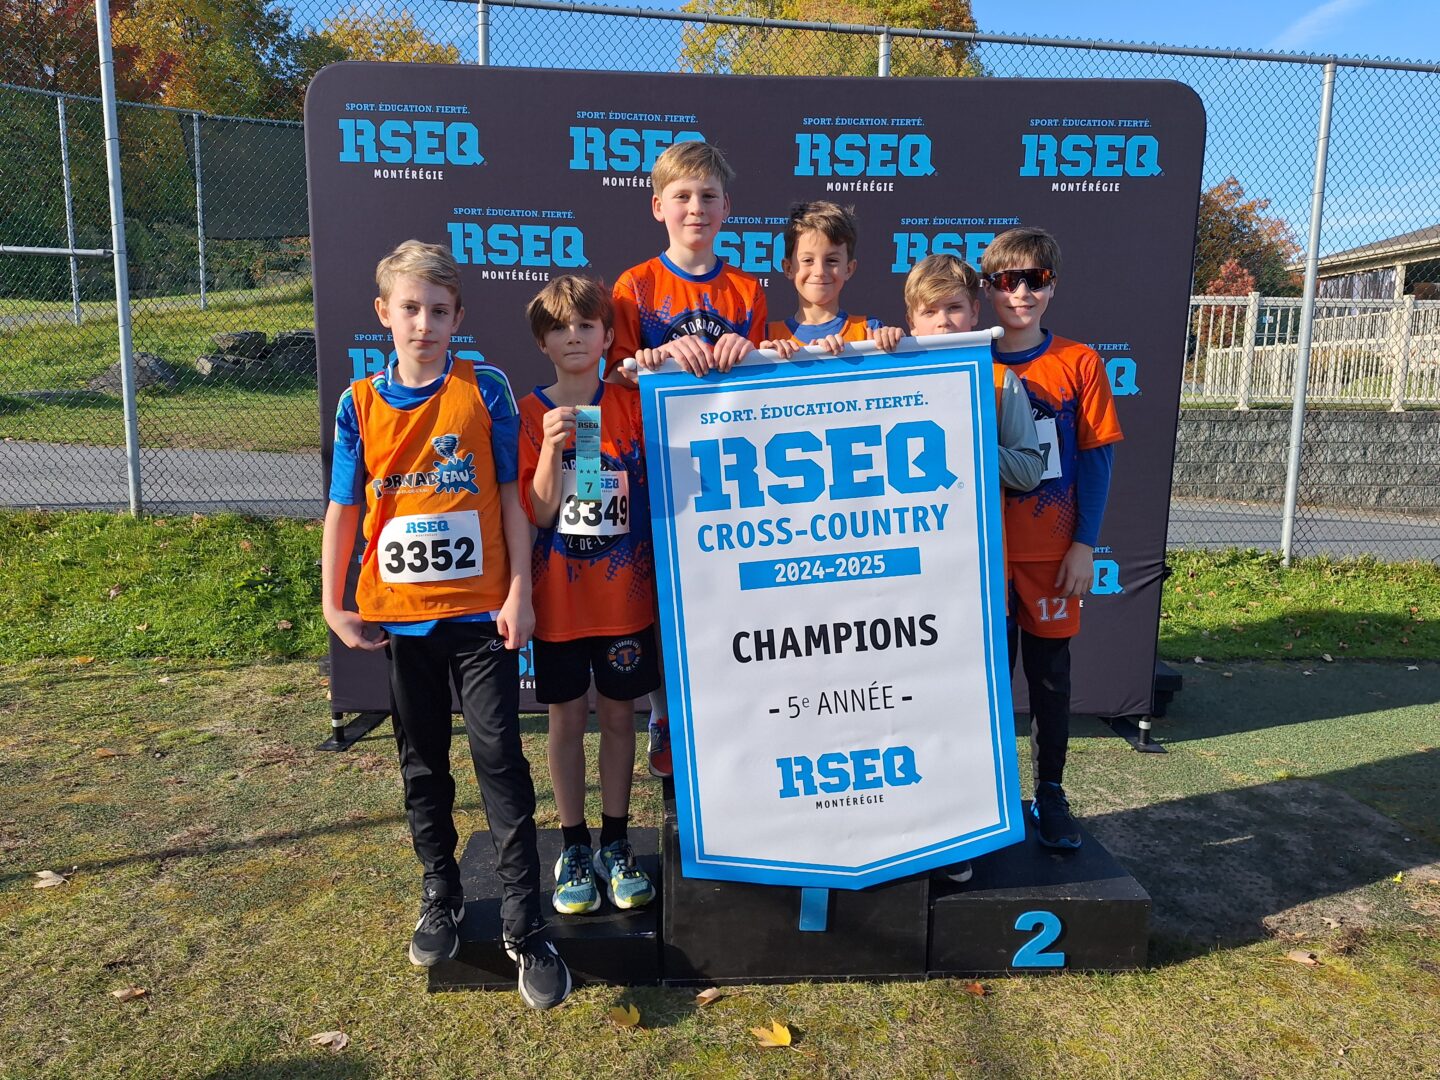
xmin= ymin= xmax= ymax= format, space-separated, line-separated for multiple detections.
xmin=387 ymin=621 xmax=541 ymax=939
xmin=1008 ymin=624 xmax=1072 ymax=786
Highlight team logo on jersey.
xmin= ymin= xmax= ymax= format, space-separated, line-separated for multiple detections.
xmin=371 ymin=433 xmax=480 ymax=498
xmin=607 ymin=637 xmax=644 ymax=673
xmin=432 ymin=434 xmax=480 ymax=495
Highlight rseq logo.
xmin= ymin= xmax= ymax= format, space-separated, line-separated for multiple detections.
xmin=568 ymin=126 xmax=704 ymax=171
xmin=338 ymin=119 xmax=484 ymax=165
xmin=446 ymin=222 xmax=586 ymax=268
xmin=795 ymin=133 xmax=935 ymax=177
xmin=1092 ymin=558 xmax=1123 ymax=595
xmin=1020 ymin=134 xmax=1160 ymax=177
xmin=715 ymin=230 xmax=784 ymax=274
xmin=890 ymin=231 xmax=994 ymax=273
xmin=347 ymin=347 xmax=486 ymax=382
xmin=1106 ymin=355 xmax=1139 ymax=396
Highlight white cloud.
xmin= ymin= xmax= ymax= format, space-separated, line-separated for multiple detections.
xmin=1270 ymin=0 xmax=1371 ymax=51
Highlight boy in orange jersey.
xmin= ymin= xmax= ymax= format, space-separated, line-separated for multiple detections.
xmin=980 ymin=227 xmax=1124 ymax=851
xmin=905 ymin=252 xmax=1044 ymax=884
xmin=762 ymin=201 xmax=904 ymax=357
xmin=608 ymin=139 xmax=768 ymax=775
xmin=321 ymin=240 xmax=570 ymax=1010
xmin=519 ymin=276 xmax=659 ymax=917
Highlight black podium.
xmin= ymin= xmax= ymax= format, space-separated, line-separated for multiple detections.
xmin=428 ymin=791 xmax=1149 ymax=991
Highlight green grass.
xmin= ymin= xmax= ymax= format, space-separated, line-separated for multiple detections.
xmin=0 ymin=511 xmax=325 ymax=661
xmin=4 ymin=512 xmax=1437 ymax=667
xmin=1161 ymin=548 xmax=1440 ymax=663
xmin=1 ymin=658 xmax=1437 ymax=1078
xmin=0 ymin=284 xmax=320 ymax=452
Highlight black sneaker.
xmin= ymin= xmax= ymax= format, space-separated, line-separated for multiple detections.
xmin=408 ymin=883 xmax=463 ymax=967
xmin=1032 ymin=782 xmax=1082 ymax=849
xmin=504 ymin=923 xmax=572 ymax=1010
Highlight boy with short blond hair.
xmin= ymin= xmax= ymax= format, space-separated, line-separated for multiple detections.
xmin=763 ymin=200 xmax=903 ymax=356
xmin=321 ymin=239 xmax=570 ymax=1010
xmin=519 ymin=275 xmax=659 ymax=916
xmin=904 ymin=252 xmax=1044 ymax=884
xmin=980 ymin=227 xmax=1124 ymax=850
xmin=608 ymin=140 xmax=768 ymax=379
xmin=608 ymin=139 xmax=768 ymax=774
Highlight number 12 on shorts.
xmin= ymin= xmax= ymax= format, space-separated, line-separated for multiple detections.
xmin=1035 ymin=595 xmax=1070 ymax=623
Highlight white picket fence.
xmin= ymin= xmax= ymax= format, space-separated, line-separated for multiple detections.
xmin=1184 ymin=293 xmax=1440 ymax=408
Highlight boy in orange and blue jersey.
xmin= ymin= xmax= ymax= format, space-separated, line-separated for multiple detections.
xmin=981 ymin=227 xmax=1124 ymax=851
xmin=518 ymin=275 xmax=659 ymax=918
xmin=763 ymin=201 xmax=903 ymax=356
xmin=608 ymin=139 xmax=769 ymax=775
xmin=321 ymin=240 xmax=570 ymax=1010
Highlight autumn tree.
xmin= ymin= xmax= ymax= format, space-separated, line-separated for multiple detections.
xmin=110 ymin=0 xmax=341 ymax=119
xmin=1195 ymin=176 xmax=1301 ymax=296
xmin=0 ymin=0 xmax=170 ymax=98
xmin=321 ymin=5 xmax=460 ymax=64
xmin=679 ymin=0 xmax=982 ymax=78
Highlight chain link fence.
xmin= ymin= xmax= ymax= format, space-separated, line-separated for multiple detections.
xmin=1 ymin=0 xmax=1437 ymax=558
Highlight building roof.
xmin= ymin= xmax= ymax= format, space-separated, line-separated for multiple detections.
xmin=1313 ymin=223 xmax=1440 ymax=274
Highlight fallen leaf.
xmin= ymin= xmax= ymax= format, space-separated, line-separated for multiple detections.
xmin=1281 ymin=642 xmax=1293 ymax=651
xmin=94 ymin=748 xmax=123 ymax=759
xmin=1322 ymin=917 xmax=1342 ymax=929
xmin=111 ymin=985 xmax=147 ymax=1001
xmin=1322 ymin=653 xmax=1333 ymax=662
xmin=751 ymin=1020 xmax=792 ymax=1047
xmin=1408 ymin=665 xmax=1420 ymax=671
xmin=608 ymin=1003 xmax=640 ymax=1028
xmin=308 ymin=1030 xmax=348 ymax=1052
xmin=158 ymin=676 xmax=172 ymax=684
xmin=73 ymin=656 xmax=95 ymax=665
xmin=134 ymin=623 xmax=149 ymax=632
xmin=1286 ymin=950 xmax=1320 ymax=967
xmin=1303 ymin=670 xmax=1314 ymax=676
xmin=694 ymin=986 xmax=724 ymax=1007
xmin=276 ymin=619 xmax=293 ymax=631
xmin=107 ymin=584 xmax=124 ymax=599
xmin=961 ymin=981 xmax=987 ymax=997
xmin=1393 ymin=871 xmax=1404 ymax=883
xmin=239 ymin=539 xmax=254 ymax=551
xmin=33 ymin=870 xmax=67 ymax=888
xmin=1192 ymin=656 xmax=1204 ymax=664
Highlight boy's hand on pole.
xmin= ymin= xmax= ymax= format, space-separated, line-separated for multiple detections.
xmin=663 ymin=335 xmax=713 ymax=376
xmin=1054 ymin=541 xmax=1094 ymax=598
xmin=760 ymin=337 xmax=799 ymax=360
xmin=814 ymin=333 xmax=846 ymax=357
xmin=870 ymin=325 xmax=904 ymax=352
xmin=710 ymin=332 xmax=752 ymax=372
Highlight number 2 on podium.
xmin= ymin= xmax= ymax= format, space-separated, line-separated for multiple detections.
xmin=1011 ymin=910 xmax=1066 ymax=968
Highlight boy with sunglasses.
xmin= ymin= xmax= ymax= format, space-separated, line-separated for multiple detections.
xmin=980 ymin=227 xmax=1123 ymax=850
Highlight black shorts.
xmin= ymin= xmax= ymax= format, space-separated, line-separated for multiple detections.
xmin=532 ymin=625 xmax=661 ymax=705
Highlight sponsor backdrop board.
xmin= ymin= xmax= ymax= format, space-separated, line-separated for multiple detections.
xmin=305 ymin=63 xmax=1204 ymax=720
xmin=640 ymin=336 xmax=1025 ymax=886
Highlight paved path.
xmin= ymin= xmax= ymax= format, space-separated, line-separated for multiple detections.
xmin=2 ymin=439 xmax=1438 ymax=560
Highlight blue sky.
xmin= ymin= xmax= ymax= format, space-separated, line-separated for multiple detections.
xmin=970 ymin=1 xmax=1439 ymax=63
xmin=408 ymin=0 xmax=1440 ymax=255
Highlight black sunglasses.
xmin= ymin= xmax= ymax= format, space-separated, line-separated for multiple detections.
xmin=985 ymin=268 xmax=1055 ymax=292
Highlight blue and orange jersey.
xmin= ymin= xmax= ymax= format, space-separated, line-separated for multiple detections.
xmin=998 ymin=333 xmax=1123 ymax=563
xmin=766 ymin=312 xmax=877 ymax=346
xmin=518 ymin=381 xmax=655 ymax=642
xmin=343 ymin=358 xmax=513 ymax=623
xmin=607 ymin=253 xmax=767 ymax=372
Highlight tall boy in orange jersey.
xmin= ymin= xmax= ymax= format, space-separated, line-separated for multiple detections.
xmin=981 ymin=227 xmax=1124 ymax=850
xmin=519 ymin=276 xmax=659 ymax=918
xmin=321 ymin=240 xmax=570 ymax=1011
xmin=762 ymin=201 xmax=904 ymax=357
xmin=905 ymin=252 xmax=1044 ymax=883
xmin=608 ymin=139 xmax=768 ymax=776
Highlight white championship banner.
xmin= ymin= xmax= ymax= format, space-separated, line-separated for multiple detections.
xmin=639 ymin=332 xmax=1025 ymax=889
